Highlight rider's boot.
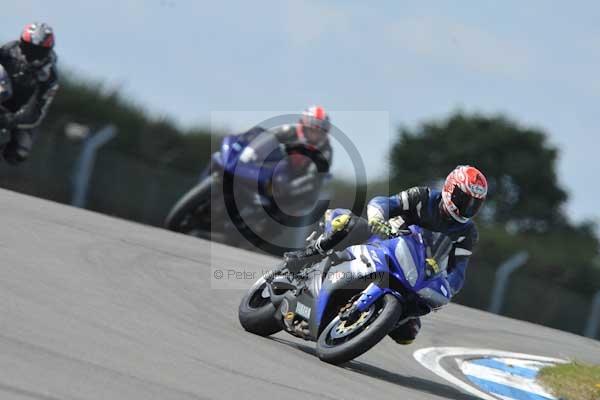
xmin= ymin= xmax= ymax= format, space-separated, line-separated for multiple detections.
xmin=283 ymin=214 xmax=354 ymax=272
xmin=283 ymin=232 xmax=335 ymax=272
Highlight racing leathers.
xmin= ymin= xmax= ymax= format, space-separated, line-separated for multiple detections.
xmin=367 ymin=187 xmax=478 ymax=296
xmin=0 ymin=40 xmax=59 ymax=164
xmin=235 ymin=123 xmax=332 ymax=208
xmin=268 ymin=123 xmax=332 ymax=178
xmin=284 ymin=186 xmax=479 ymax=344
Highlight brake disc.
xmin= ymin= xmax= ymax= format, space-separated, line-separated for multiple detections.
xmin=330 ymin=306 xmax=375 ymax=339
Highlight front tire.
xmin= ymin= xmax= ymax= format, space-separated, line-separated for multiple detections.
xmin=165 ymin=175 xmax=214 ymax=233
xmin=238 ymin=280 xmax=282 ymax=337
xmin=316 ymin=294 xmax=402 ymax=365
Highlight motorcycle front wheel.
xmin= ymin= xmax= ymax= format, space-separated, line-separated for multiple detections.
xmin=316 ymin=293 xmax=402 ymax=365
xmin=164 ymin=174 xmax=216 ymax=233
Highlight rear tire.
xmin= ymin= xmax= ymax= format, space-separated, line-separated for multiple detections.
xmin=165 ymin=175 xmax=214 ymax=233
xmin=238 ymin=280 xmax=282 ymax=337
xmin=316 ymin=294 xmax=402 ymax=365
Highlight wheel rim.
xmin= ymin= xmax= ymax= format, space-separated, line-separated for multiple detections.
xmin=329 ymin=306 xmax=376 ymax=340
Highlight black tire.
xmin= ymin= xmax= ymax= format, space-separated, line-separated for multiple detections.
xmin=238 ymin=280 xmax=282 ymax=337
xmin=316 ymin=294 xmax=402 ymax=365
xmin=165 ymin=176 xmax=214 ymax=233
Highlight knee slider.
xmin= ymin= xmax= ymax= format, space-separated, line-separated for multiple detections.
xmin=331 ymin=214 xmax=351 ymax=233
xmin=3 ymin=145 xmax=28 ymax=165
xmin=16 ymin=146 xmax=29 ymax=160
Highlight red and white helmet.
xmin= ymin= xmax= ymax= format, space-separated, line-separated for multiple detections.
xmin=441 ymin=165 xmax=488 ymax=223
xmin=19 ymin=22 xmax=55 ymax=65
xmin=299 ymin=105 xmax=330 ymax=147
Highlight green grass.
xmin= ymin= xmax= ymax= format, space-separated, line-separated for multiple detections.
xmin=538 ymin=362 xmax=600 ymax=400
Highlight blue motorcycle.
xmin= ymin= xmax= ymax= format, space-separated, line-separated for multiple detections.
xmin=238 ymin=221 xmax=451 ymax=364
xmin=165 ymin=127 xmax=329 ymax=251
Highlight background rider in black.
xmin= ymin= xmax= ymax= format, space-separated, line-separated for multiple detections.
xmin=0 ymin=22 xmax=59 ymax=165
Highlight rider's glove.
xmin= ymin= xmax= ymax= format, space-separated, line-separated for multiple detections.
xmin=425 ymin=258 xmax=441 ymax=278
xmin=369 ymin=218 xmax=393 ymax=238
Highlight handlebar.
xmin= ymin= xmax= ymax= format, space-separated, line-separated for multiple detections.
xmin=389 ymin=228 xmax=412 ymax=238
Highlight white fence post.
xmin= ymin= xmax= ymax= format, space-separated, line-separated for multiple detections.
xmin=71 ymin=125 xmax=117 ymax=208
xmin=584 ymin=290 xmax=600 ymax=338
xmin=488 ymin=252 xmax=529 ymax=314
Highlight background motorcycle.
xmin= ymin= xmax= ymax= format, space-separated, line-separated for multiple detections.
xmin=165 ymin=127 xmax=330 ymax=252
xmin=238 ymin=222 xmax=451 ymax=365
xmin=0 ymin=65 xmax=15 ymax=149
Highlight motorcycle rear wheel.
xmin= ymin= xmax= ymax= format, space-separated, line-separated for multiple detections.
xmin=238 ymin=279 xmax=282 ymax=337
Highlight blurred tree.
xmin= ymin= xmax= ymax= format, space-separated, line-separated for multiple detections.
xmin=46 ymin=75 xmax=217 ymax=174
xmin=389 ymin=111 xmax=600 ymax=299
xmin=390 ymin=112 xmax=568 ymax=231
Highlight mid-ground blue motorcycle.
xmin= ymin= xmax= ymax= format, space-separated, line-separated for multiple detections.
xmin=165 ymin=127 xmax=329 ymax=251
xmin=238 ymin=220 xmax=451 ymax=364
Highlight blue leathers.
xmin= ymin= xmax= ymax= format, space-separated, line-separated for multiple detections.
xmin=367 ymin=187 xmax=478 ymax=295
xmin=284 ymin=186 xmax=480 ymax=345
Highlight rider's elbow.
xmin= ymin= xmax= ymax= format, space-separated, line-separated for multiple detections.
xmin=448 ymin=263 xmax=468 ymax=296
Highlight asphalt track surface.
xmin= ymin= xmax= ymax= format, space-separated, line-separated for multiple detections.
xmin=0 ymin=188 xmax=598 ymax=400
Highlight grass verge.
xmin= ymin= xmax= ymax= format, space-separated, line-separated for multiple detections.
xmin=538 ymin=362 xmax=600 ymax=400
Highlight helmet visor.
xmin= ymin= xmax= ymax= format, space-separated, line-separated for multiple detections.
xmin=20 ymin=41 xmax=50 ymax=62
xmin=304 ymin=125 xmax=328 ymax=147
xmin=451 ymin=186 xmax=484 ymax=218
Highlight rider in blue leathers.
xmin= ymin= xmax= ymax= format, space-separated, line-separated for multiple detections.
xmin=284 ymin=165 xmax=488 ymax=344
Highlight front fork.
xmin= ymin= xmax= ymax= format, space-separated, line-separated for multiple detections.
xmin=340 ymin=283 xmax=400 ymax=321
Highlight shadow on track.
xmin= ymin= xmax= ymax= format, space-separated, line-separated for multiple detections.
xmin=270 ymin=337 xmax=478 ymax=400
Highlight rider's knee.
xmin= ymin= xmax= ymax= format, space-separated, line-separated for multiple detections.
xmin=331 ymin=214 xmax=351 ymax=232
xmin=4 ymin=130 xmax=33 ymax=165
xmin=318 ymin=209 xmax=371 ymax=253
xmin=323 ymin=209 xmax=353 ymax=233
xmin=326 ymin=209 xmax=366 ymax=233
xmin=3 ymin=144 xmax=30 ymax=165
